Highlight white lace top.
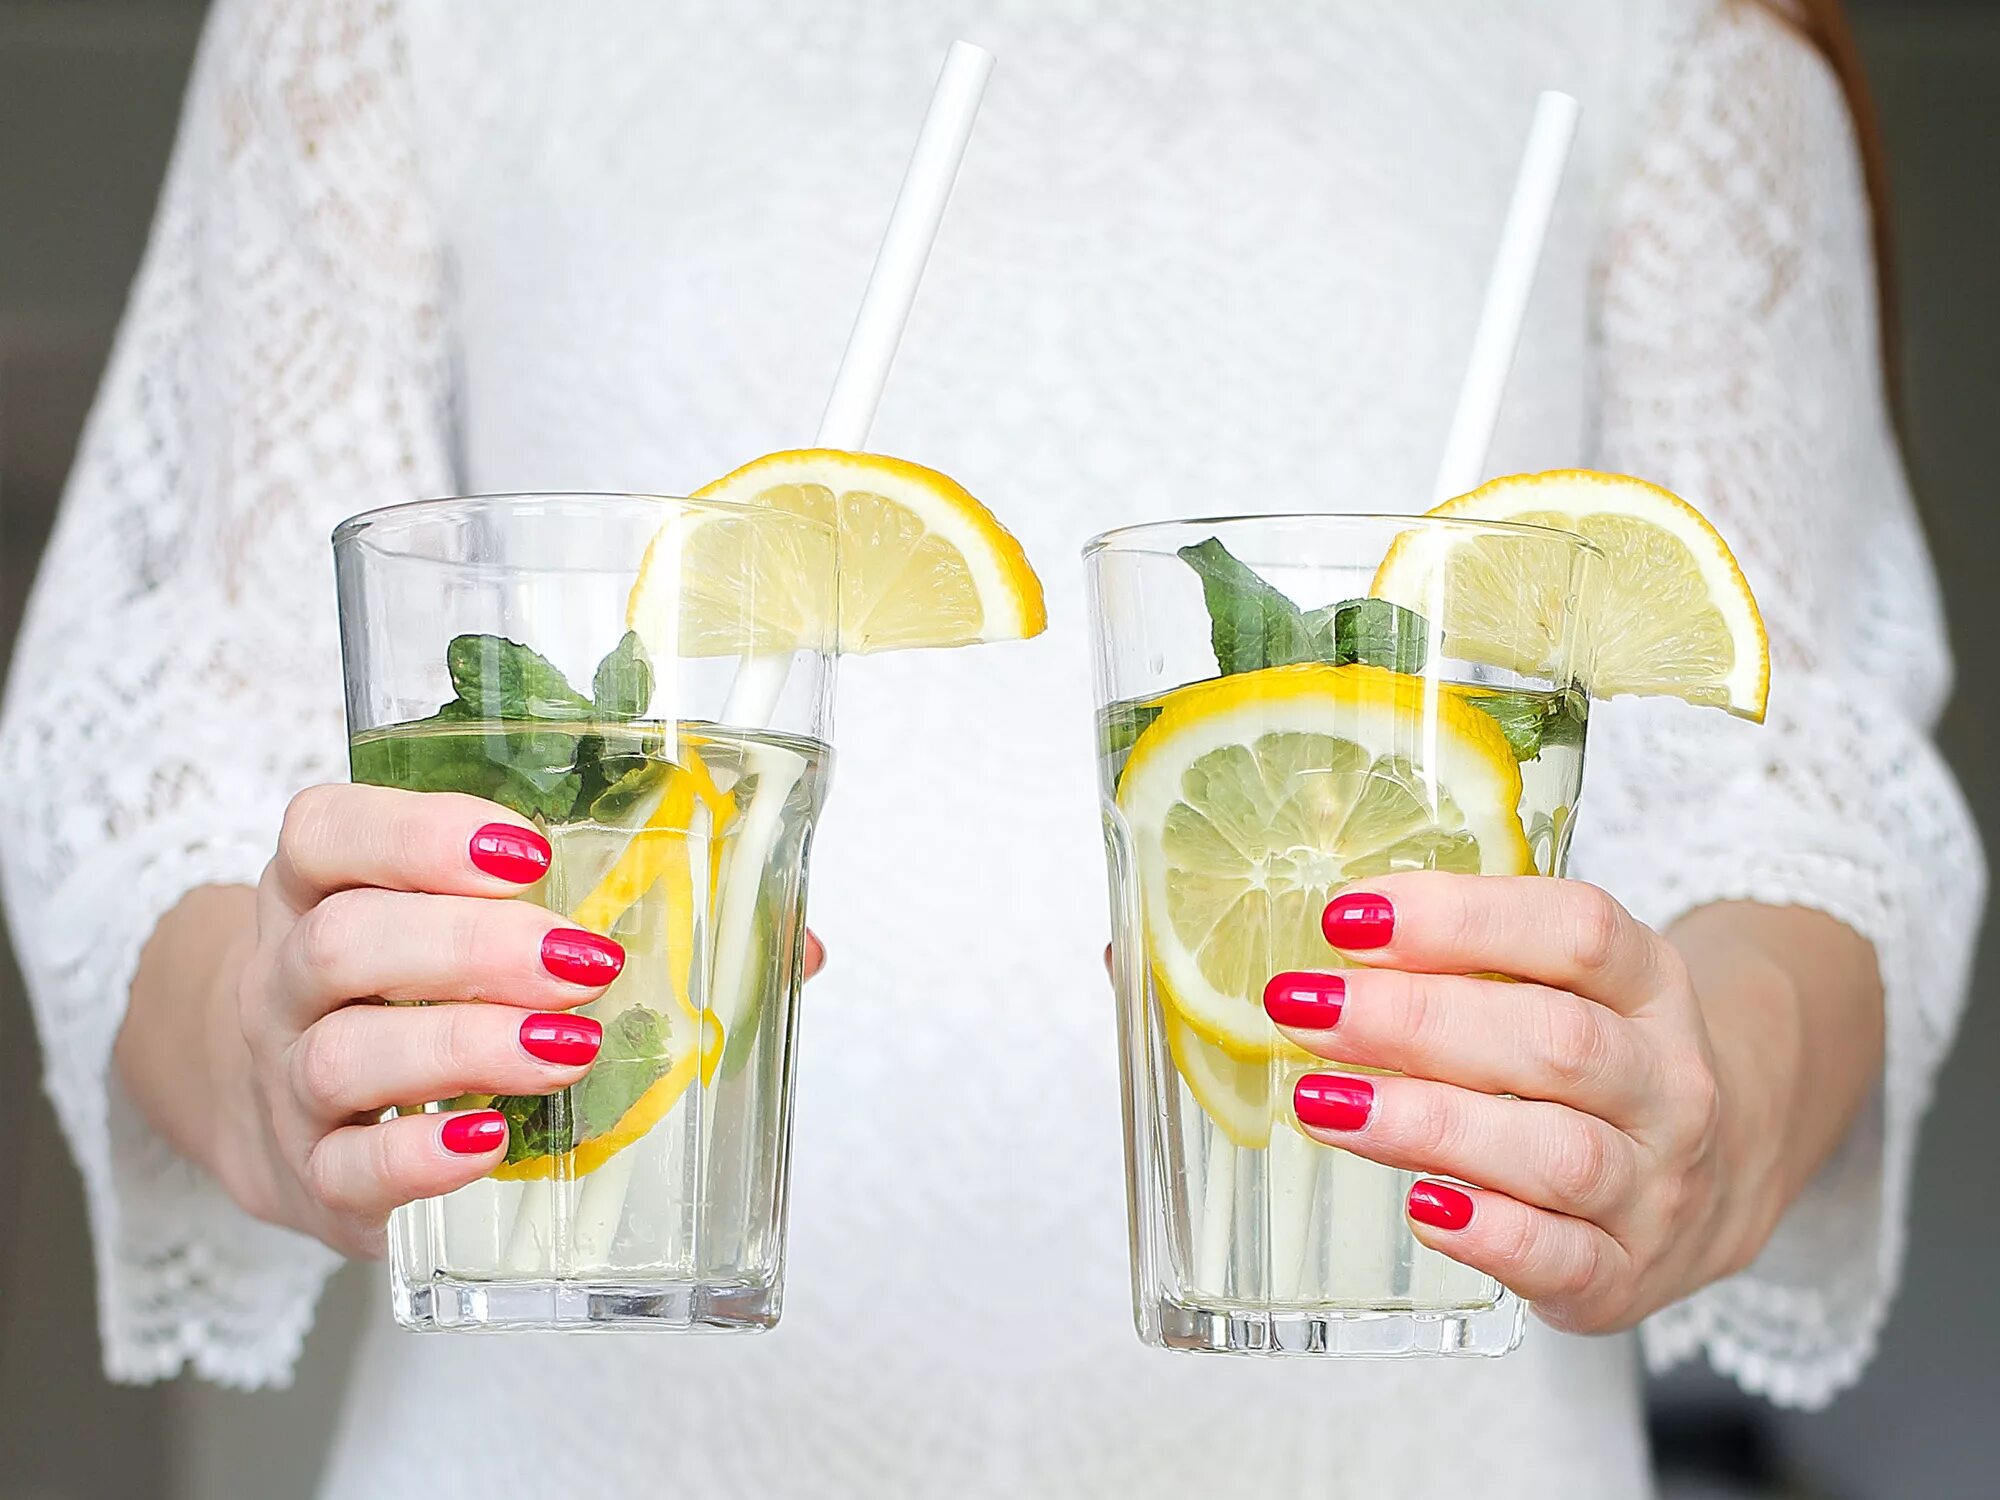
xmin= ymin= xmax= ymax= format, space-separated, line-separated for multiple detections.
xmin=0 ymin=0 xmax=1981 ymax=1494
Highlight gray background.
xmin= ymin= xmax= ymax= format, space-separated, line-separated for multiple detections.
xmin=1 ymin=2 xmax=1994 ymax=1496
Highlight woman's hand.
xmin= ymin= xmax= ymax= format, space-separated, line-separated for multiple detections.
xmin=1266 ymin=872 xmax=1763 ymax=1335
xmin=123 ymin=783 xmax=825 ymax=1260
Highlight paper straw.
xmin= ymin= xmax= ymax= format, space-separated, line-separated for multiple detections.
xmin=1430 ymin=90 xmax=1580 ymax=503
xmin=720 ymin=39 xmax=993 ymax=730
xmin=816 ymin=39 xmax=994 ymax=452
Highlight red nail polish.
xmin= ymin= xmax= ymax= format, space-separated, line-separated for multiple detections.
xmin=470 ymin=823 xmax=551 ymax=883
xmin=441 ymin=1110 xmax=507 ymax=1155
xmin=1408 ymin=1180 xmax=1475 ymax=1231
xmin=1323 ymin=892 xmax=1395 ymax=950
xmin=1294 ymin=1074 xmax=1375 ymax=1131
xmin=519 ymin=1012 xmax=602 ymax=1066
xmin=1264 ymin=971 xmax=1346 ymax=1029
xmin=541 ymin=928 xmax=625 ymax=986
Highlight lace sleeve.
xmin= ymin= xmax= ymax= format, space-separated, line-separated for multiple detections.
xmin=1574 ymin=0 xmax=1985 ymax=1409
xmin=0 ymin=0 xmax=450 ymax=1387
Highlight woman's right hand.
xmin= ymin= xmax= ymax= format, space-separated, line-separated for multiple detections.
xmin=213 ymin=784 xmax=626 ymax=1257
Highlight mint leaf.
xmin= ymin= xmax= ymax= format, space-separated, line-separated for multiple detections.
xmin=1326 ymin=598 xmax=1428 ymax=674
xmin=1178 ymin=538 xmax=1317 ymax=675
xmin=1098 ymin=700 xmax=1163 ymax=767
xmin=1465 ymin=688 xmax=1589 ymax=763
xmin=482 ymin=1005 xmax=674 ymax=1167
xmin=446 ymin=634 xmax=592 ymax=721
xmin=570 ymin=1005 xmax=673 ymax=1138
xmin=591 ymin=631 xmax=654 ymax=720
xmin=350 ymin=719 xmax=582 ymax=822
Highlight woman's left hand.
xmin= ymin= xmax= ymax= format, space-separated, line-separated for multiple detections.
xmin=1266 ymin=871 xmax=1757 ymax=1336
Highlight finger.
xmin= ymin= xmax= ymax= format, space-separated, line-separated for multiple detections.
xmin=305 ymin=1108 xmax=509 ymax=1233
xmin=1319 ymin=873 xmax=1664 ymax=1013
xmin=1266 ymin=968 xmax=1653 ymax=1122
xmin=290 ymin=1002 xmax=603 ymax=1122
xmin=1403 ymin=1179 xmax=1632 ymax=1332
xmin=269 ymin=783 xmax=552 ymax=915
xmin=277 ymin=888 xmax=624 ymax=1024
xmin=1291 ymin=1070 xmax=1640 ymax=1225
xmin=804 ymin=930 xmax=827 ymax=980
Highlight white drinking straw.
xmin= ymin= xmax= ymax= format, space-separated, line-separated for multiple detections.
xmin=521 ymin=42 xmax=998 ymax=1275
xmin=1430 ymin=90 xmax=1580 ymax=503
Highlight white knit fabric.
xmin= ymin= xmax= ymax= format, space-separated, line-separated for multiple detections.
xmin=0 ymin=0 xmax=1980 ymax=1493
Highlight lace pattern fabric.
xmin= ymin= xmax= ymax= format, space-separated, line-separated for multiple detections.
xmin=0 ymin=0 xmax=1980 ymax=1441
xmin=0 ymin=0 xmax=449 ymax=1384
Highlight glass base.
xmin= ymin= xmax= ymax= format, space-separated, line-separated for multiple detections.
xmin=1145 ymin=1291 xmax=1524 ymax=1357
xmin=393 ymin=1276 xmax=780 ymax=1334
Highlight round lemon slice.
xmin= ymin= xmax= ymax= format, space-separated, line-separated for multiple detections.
xmin=1117 ymin=663 xmax=1531 ymax=1058
xmin=633 ymin=448 xmax=1046 ymax=658
xmin=1372 ymin=470 xmax=1770 ymax=722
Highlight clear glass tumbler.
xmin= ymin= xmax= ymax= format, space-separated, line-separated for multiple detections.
xmin=1085 ymin=513 xmax=1601 ymax=1356
xmin=333 ymin=493 xmax=837 ymax=1332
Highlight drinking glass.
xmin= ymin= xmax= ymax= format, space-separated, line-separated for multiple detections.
xmin=334 ymin=493 xmax=837 ymax=1332
xmin=1086 ymin=513 xmax=1600 ymax=1356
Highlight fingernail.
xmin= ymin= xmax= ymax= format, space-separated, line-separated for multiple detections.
xmin=541 ymin=928 xmax=625 ymax=986
xmin=441 ymin=1110 xmax=507 ymax=1155
xmin=470 ymin=823 xmax=551 ymax=884
xmin=1293 ymin=1074 xmax=1374 ymax=1131
xmin=1323 ymin=892 xmax=1395 ymax=950
xmin=519 ymin=1012 xmax=602 ymax=1066
xmin=1408 ymin=1180 xmax=1475 ymax=1231
xmin=1264 ymin=971 xmax=1346 ymax=1030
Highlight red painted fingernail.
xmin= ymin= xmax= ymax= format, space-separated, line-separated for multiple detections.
xmin=541 ymin=928 xmax=625 ymax=986
xmin=441 ymin=1110 xmax=507 ymax=1155
xmin=1408 ymin=1180 xmax=1475 ymax=1231
xmin=1294 ymin=1074 xmax=1374 ymax=1131
xmin=469 ymin=823 xmax=551 ymax=883
xmin=1264 ymin=971 xmax=1345 ymax=1029
xmin=1323 ymin=892 xmax=1395 ymax=949
xmin=519 ymin=1012 xmax=602 ymax=1066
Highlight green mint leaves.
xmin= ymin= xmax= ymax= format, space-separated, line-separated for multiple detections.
xmin=591 ymin=631 xmax=654 ymax=719
xmin=1178 ymin=538 xmax=1319 ymax=674
xmin=349 ymin=632 xmax=662 ymax=824
xmin=1177 ymin=537 xmax=1582 ymax=762
xmin=1177 ymin=538 xmax=1428 ymax=675
xmin=447 ymin=635 xmax=594 ymax=721
xmin=481 ymin=1004 xmax=674 ymax=1166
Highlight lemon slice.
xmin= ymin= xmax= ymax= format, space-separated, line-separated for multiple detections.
xmin=1373 ymin=470 xmax=1770 ymax=722
xmin=1117 ymin=663 xmax=1530 ymax=1057
xmin=632 ymin=448 xmax=1047 ymax=658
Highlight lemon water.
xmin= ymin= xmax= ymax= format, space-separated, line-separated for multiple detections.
xmin=351 ymin=718 xmax=828 ymax=1331
xmin=1099 ymin=678 xmax=1585 ymax=1350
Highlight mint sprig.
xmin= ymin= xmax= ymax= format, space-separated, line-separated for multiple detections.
xmin=1176 ymin=537 xmax=1581 ymax=762
xmin=350 ymin=632 xmax=664 ymax=823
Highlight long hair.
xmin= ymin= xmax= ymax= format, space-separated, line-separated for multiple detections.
xmin=1752 ymin=0 xmax=1899 ymax=400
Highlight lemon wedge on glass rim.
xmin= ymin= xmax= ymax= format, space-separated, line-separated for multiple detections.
xmin=1371 ymin=469 xmax=1770 ymax=721
xmin=630 ymin=448 xmax=1047 ymax=658
xmin=1117 ymin=663 xmax=1532 ymax=1072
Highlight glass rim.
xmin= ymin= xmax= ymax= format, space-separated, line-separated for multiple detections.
xmin=331 ymin=490 xmax=839 ymax=551
xmin=1081 ymin=511 xmax=1606 ymax=562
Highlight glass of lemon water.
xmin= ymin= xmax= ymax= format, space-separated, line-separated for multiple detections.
xmin=1086 ymin=512 xmax=1602 ymax=1357
xmin=334 ymin=493 xmax=837 ymax=1332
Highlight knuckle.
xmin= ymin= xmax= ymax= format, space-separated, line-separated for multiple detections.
xmin=1543 ymin=1121 xmax=1622 ymax=1209
xmin=1389 ymin=973 xmax=1449 ymax=1056
xmin=1483 ymin=1204 xmax=1541 ymax=1273
xmin=428 ymin=1003 xmax=487 ymax=1081
xmin=1539 ymin=998 xmax=1611 ymax=1093
xmin=302 ymin=1137 xmax=350 ymax=1212
xmin=1564 ymin=885 xmax=1626 ymax=972
xmin=1404 ymin=1085 xmax=1465 ymax=1162
xmin=296 ymin=892 xmax=367 ymax=980
xmin=289 ymin=1024 xmax=352 ymax=1114
xmin=279 ymin=785 xmax=343 ymax=871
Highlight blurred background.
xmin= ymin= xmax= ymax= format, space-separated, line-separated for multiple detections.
xmin=1 ymin=2 xmax=1995 ymax=1496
